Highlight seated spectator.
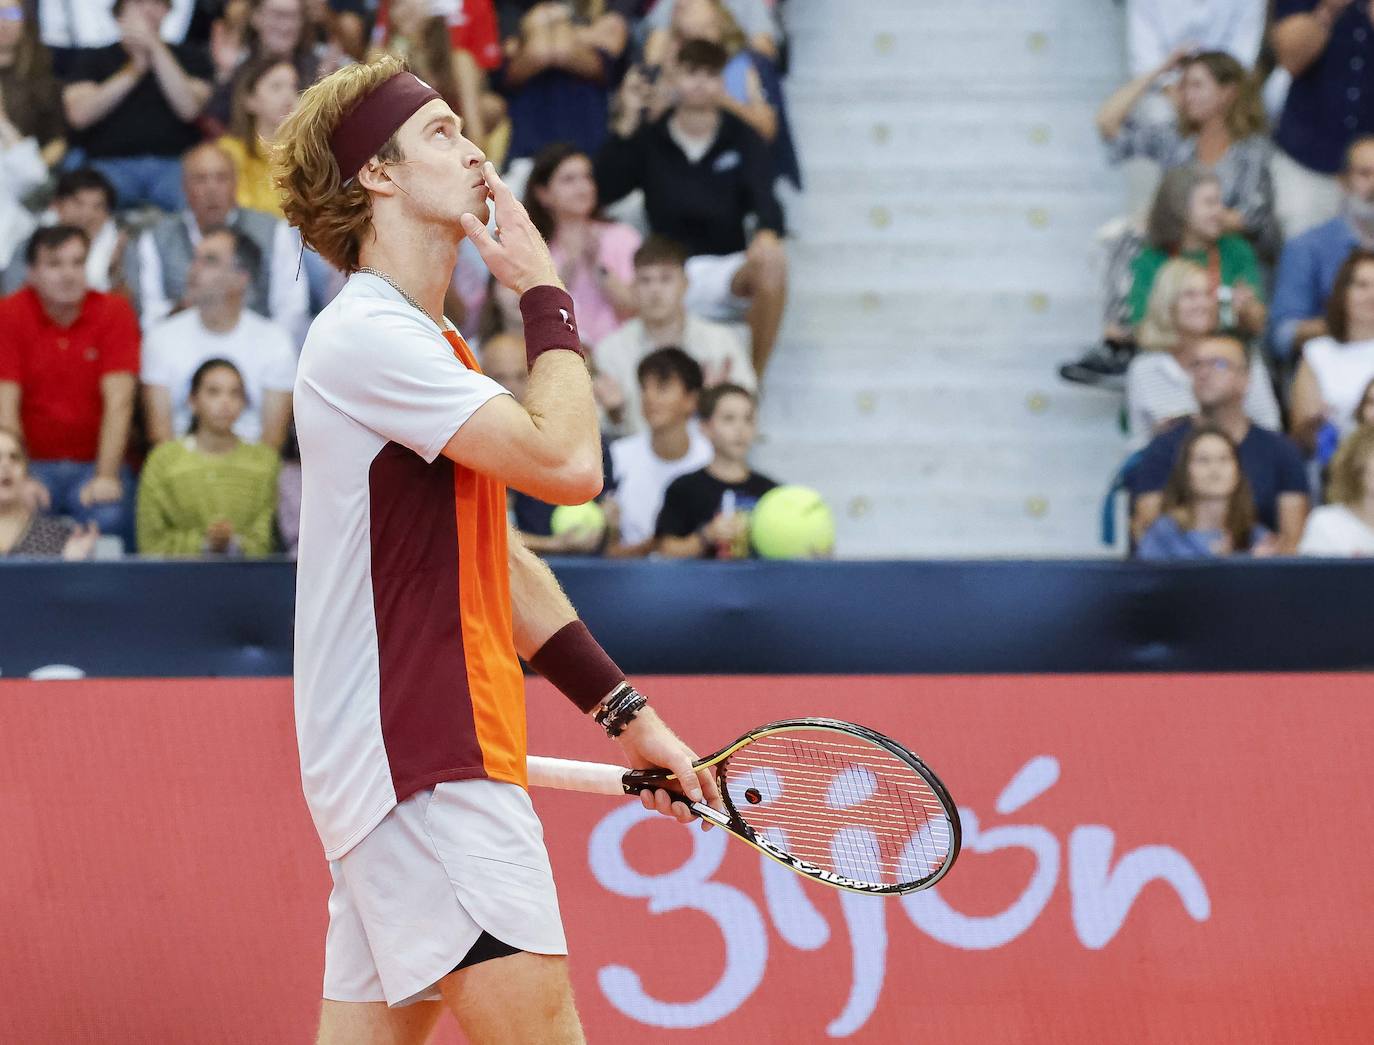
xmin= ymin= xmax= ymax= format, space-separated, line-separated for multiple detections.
xmin=0 ymin=227 xmax=139 ymax=540
xmin=136 ymin=357 xmax=280 ymax=555
xmin=1290 ymin=249 xmax=1374 ymax=456
xmin=1097 ymin=49 xmax=1277 ymax=257
xmin=59 ymin=0 xmax=212 ymax=211
xmin=128 ymin=142 xmax=308 ymax=337
xmin=217 ymin=54 xmax=300 ymax=216
xmin=1300 ymin=424 xmax=1374 ymax=555
xmin=640 ymin=0 xmax=781 ymax=63
xmin=0 ymin=425 xmax=99 ymax=558
xmin=593 ymin=235 xmax=754 ymax=436
xmin=207 ymin=0 xmax=321 ymax=129
xmin=598 ymin=39 xmax=786 ymax=373
xmin=656 ymin=382 xmax=775 ymax=558
xmin=1269 ymin=0 xmax=1374 ymax=239
xmin=605 ymin=347 xmax=713 ymax=556
xmin=496 ymin=0 xmax=632 ymax=172
xmin=524 ymin=141 xmax=640 ymax=346
xmin=1127 ymin=258 xmax=1279 ymax=448
xmin=53 ymin=169 xmax=128 ymax=293
xmin=1136 ymin=425 xmax=1273 ymax=559
xmin=1129 ymin=164 xmax=1266 ymax=336
xmin=1125 ymin=0 xmax=1265 ymax=75
xmin=479 ymin=331 xmax=605 ymax=555
xmin=1269 ymin=135 xmax=1374 ymax=359
xmin=0 ymin=0 xmax=65 ymax=270
xmin=637 ymin=0 xmax=799 ymax=186
xmin=1130 ymin=331 xmax=1309 ymax=550
xmin=4 ymin=169 xmax=130 ymax=296
xmin=370 ymin=0 xmax=490 ymax=151
xmin=141 ymin=226 xmax=296 ymax=449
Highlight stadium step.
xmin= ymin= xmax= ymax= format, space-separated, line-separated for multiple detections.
xmin=763 ymin=0 xmax=1129 ymax=556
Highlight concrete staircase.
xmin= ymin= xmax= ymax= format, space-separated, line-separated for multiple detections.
xmin=754 ymin=0 xmax=1131 ymax=557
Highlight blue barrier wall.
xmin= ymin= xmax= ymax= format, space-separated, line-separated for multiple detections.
xmin=3 ymin=559 xmax=1372 ymax=677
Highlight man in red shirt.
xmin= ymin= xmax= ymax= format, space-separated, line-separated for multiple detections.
xmin=0 ymin=227 xmax=140 ymax=543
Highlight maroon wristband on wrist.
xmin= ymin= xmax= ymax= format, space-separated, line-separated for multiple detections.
xmin=528 ymin=619 xmax=626 ymax=713
xmin=519 ymin=285 xmax=583 ymax=369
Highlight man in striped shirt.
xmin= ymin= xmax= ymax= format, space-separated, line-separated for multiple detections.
xmin=274 ymin=56 xmax=720 ymax=1044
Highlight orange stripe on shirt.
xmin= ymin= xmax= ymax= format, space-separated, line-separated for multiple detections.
xmin=445 ymin=330 xmax=528 ymax=788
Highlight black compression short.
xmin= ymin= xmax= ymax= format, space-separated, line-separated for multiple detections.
xmin=451 ymin=930 xmax=522 ymax=973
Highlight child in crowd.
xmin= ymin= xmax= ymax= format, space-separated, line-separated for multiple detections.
xmin=605 ymin=347 xmax=712 ymax=557
xmin=1136 ymin=425 xmax=1274 ymax=559
xmin=136 ymin=359 xmax=280 ymax=556
xmin=656 ymin=382 xmax=776 ymax=558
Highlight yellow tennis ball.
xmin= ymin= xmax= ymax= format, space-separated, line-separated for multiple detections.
xmin=549 ymin=501 xmax=606 ymax=537
xmin=749 ymin=485 xmax=836 ymax=559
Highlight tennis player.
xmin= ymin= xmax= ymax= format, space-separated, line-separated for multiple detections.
xmin=273 ymin=56 xmax=722 ymax=1044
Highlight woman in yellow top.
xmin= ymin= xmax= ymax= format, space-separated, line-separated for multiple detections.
xmin=137 ymin=359 xmax=281 ymax=557
xmin=216 ymin=55 xmax=301 ymax=217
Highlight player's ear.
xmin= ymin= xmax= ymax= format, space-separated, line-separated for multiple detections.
xmin=356 ymin=159 xmax=396 ymax=196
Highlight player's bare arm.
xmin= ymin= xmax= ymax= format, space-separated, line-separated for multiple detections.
xmin=508 ymin=533 xmax=722 ymax=823
xmin=441 ymin=163 xmax=602 ymax=505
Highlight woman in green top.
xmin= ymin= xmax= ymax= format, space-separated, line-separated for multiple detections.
xmin=137 ymin=359 xmax=280 ymax=557
xmin=1129 ymin=165 xmax=1267 ymax=339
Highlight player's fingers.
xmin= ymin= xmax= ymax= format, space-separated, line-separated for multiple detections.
xmin=460 ymin=212 xmax=495 ymax=251
xmin=697 ymin=765 xmax=723 ymax=810
xmin=670 ymin=800 xmax=694 ymax=824
xmin=669 ymin=752 xmax=703 ymax=804
xmin=482 ymin=161 xmax=522 ymax=216
xmin=653 ymin=788 xmax=674 ymax=817
xmin=639 ymin=789 xmax=654 ymax=811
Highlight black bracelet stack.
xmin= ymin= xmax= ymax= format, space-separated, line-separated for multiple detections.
xmin=594 ymin=682 xmax=647 ymax=738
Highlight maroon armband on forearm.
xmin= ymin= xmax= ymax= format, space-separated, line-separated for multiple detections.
xmin=528 ymin=619 xmax=625 ymax=713
xmin=519 ymin=285 xmax=583 ymax=369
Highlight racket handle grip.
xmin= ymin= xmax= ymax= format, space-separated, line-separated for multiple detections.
xmin=526 ymin=756 xmax=627 ymax=796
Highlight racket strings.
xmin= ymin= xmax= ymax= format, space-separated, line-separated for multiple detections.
xmin=723 ymin=732 xmax=953 ymax=887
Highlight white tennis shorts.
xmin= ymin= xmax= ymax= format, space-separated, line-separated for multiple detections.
xmin=684 ymin=251 xmax=751 ymax=322
xmin=322 ymin=778 xmax=568 ymax=1008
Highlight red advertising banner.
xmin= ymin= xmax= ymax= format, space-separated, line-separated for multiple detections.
xmin=1 ymin=675 xmax=1371 ymax=1043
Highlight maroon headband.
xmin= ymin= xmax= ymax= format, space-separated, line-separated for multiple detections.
xmin=330 ymin=72 xmax=441 ymax=183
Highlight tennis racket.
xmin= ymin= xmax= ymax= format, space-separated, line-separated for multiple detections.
xmin=527 ymin=717 xmax=960 ymax=895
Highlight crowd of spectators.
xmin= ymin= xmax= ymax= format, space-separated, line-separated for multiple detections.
xmin=0 ymin=0 xmax=799 ymax=561
xmin=1073 ymin=0 xmax=1374 ymax=560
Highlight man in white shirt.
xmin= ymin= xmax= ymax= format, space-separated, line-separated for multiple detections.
xmin=1 ymin=169 xmax=124 ymax=295
xmin=128 ymin=142 xmax=308 ymax=338
xmin=594 ymin=235 xmax=755 ymax=436
xmin=606 ymin=347 xmax=713 ymax=554
xmin=273 ymin=58 xmax=716 ymax=1043
xmin=141 ymin=226 xmax=296 ymax=448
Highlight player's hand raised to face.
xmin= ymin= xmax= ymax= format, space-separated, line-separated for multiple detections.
xmin=615 ymin=705 xmax=725 ymax=829
xmin=460 ymin=162 xmax=564 ymax=297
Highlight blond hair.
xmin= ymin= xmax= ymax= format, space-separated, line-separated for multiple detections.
xmin=1178 ymin=52 xmax=1267 ymax=142
xmin=1137 ymin=258 xmax=1209 ymax=352
xmin=1327 ymin=425 xmax=1374 ymax=506
xmin=270 ymin=55 xmax=409 ymax=273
